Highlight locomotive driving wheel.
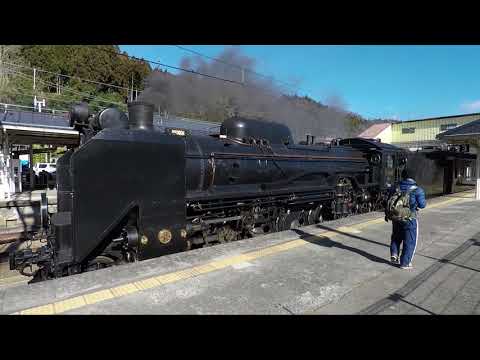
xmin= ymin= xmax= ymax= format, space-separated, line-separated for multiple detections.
xmin=279 ymin=211 xmax=303 ymax=231
xmin=241 ymin=212 xmax=255 ymax=237
xmin=87 ymin=255 xmax=117 ymax=271
xmin=306 ymin=205 xmax=323 ymax=225
xmin=359 ymin=202 xmax=372 ymax=213
xmin=217 ymin=225 xmax=238 ymax=243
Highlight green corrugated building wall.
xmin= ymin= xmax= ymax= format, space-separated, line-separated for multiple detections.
xmin=391 ymin=113 xmax=480 ymax=148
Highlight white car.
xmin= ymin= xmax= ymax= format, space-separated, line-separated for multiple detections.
xmin=34 ymin=163 xmax=56 ymax=176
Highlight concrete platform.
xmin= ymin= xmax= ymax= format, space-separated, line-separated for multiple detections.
xmin=1 ymin=190 xmax=479 ymax=315
xmin=0 ymin=190 xmax=57 ymax=247
xmin=0 ymin=189 xmax=57 ymax=226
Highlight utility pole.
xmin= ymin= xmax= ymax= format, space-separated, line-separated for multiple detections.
xmin=130 ymin=74 xmax=134 ymax=101
xmin=241 ymin=67 xmax=245 ymax=84
xmin=158 ymin=106 xmax=163 ymax=125
xmin=0 ymin=46 xmax=4 ymax=87
xmin=33 ymin=68 xmax=36 ymax=91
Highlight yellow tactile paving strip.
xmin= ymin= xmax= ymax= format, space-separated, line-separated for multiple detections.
xmin=11 ymin=194 xmax=472 ymax=315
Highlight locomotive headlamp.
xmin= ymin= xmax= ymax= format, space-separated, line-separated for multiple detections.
xmin=158 ymin=229 xmax=172 ymax=244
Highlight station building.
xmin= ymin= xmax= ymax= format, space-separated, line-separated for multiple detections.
xmin=359 ymin=112 xmax=480 ymax=150
xmin=0 ymin=108 xmax=78 ymax=199
xmin=359 ymin=112 xmax=480 ymax=197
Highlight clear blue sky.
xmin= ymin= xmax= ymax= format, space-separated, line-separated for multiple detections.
xmin=119 ymin=45 xmax=480 ymax=121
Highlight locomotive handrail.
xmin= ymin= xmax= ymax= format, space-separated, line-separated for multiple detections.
xmin=186 ymin=152 xmax=366 ymax=162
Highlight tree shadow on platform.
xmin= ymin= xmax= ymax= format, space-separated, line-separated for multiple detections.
xmin=9 ymin=191 xmax=40 ymax=236
xmin=13 ymin=198 xmax=28 ymax=236
xmin=0 ymin=192 xmax=38 ymax=262
xmin=398 ymin=297 xmax=437 ymax=315
xmin=418 ymin=253 xmax=480 ymax=273
xmin=384 ymin=293 xmax=437 ymax=315
xmin=292 ymin=228 xmax=393 ymax=266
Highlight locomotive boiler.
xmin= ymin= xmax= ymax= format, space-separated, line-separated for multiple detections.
xmin=10 ymin=102 xmax=408 ymax=281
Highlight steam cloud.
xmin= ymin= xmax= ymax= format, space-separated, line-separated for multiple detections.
xmin=139 ymin=46 xmax=352 ymax=142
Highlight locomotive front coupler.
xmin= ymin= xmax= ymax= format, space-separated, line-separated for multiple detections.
xmin=9 ymin=243 xmax=54 ymax=277
xmin=9 ymin=192 xmax=57 ymax=278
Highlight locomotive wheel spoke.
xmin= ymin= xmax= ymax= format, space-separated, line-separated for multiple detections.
xmin=87 ymin=255 xmax=116 ymax=271
xmin=280 ymin=212 xmax=302 ymax=230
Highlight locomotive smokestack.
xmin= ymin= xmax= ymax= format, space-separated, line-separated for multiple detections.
xmin=128 ymin=101 xmax=154 ymax=130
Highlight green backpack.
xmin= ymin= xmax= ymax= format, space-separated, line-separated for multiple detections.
xmin=385 ymin=185 xmax=417 ymax=222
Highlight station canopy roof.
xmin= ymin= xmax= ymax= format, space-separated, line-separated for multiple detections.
xmin=437 ymin=118 xmax=480 ymax=145
xmin=1 ymin=109 xmax=79 ymax=146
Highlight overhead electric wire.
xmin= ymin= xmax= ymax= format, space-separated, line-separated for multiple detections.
xmin=172 ymin=45 xmax=300 ymax=91
xmin=1 ymin=61 xmax=133 ymax=92
xmin=2 ymin=86 xmax=107 ymax=112
xmin=1 ymin=90 xmax=74 ymax=112
xmin=87 ymin=46 xmax=293 ymax=102
xmin=173 ymin=45 xmax=248 ymax=70
xmin=3 ymin=66 xmax=124 ymax=106
xmin=2 ymin=66 xmax=126 ymax=107
xmin=4 ymin=87 xmax=92 ymax=107
xmin=1 ymin=46 xmax=311 ymax=120
xmin=90 ymin=46 xmax=268 ymax=88
xmin=4 ymin=46 xmax=295 ymax=106
xmin=2 ymin=48 xmax=297 ymax=96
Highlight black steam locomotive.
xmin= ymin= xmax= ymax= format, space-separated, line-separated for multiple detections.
xmin=10 ymin=102 xmax=408 ymax=281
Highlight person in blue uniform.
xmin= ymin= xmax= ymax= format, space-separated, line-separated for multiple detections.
xmin=386 ymin=169 xmax=427 ymax=269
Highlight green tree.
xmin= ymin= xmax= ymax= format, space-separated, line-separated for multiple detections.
xmin=1 ymin=45 xmax=151 ymax=112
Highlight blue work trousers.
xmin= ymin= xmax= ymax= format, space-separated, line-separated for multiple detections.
xmin=390 ymin=218 xmax=418 ymax=267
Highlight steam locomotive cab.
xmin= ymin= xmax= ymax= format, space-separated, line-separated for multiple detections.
xmin=10 ymin=102 xmax=408 ymax=282
xmin=338 ymin=138 xmax=407 ymax=189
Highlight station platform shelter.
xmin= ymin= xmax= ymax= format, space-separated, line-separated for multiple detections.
xmin=0 ymin=109 xmax=79 ymax=200
xmin=437 ymin=119 xmax=480 ymax=200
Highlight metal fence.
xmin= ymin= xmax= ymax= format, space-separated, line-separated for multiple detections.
xmin=0 ymin=105 xmax=221 ymax=136
xmin=1 ymin=102 xmax=69 ymax=115
xmin=1 ymin=107 xmax=70 ymax=128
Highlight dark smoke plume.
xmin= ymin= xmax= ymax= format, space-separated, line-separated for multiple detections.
xmin=139 ymin=46 xmax=352 ymax=142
